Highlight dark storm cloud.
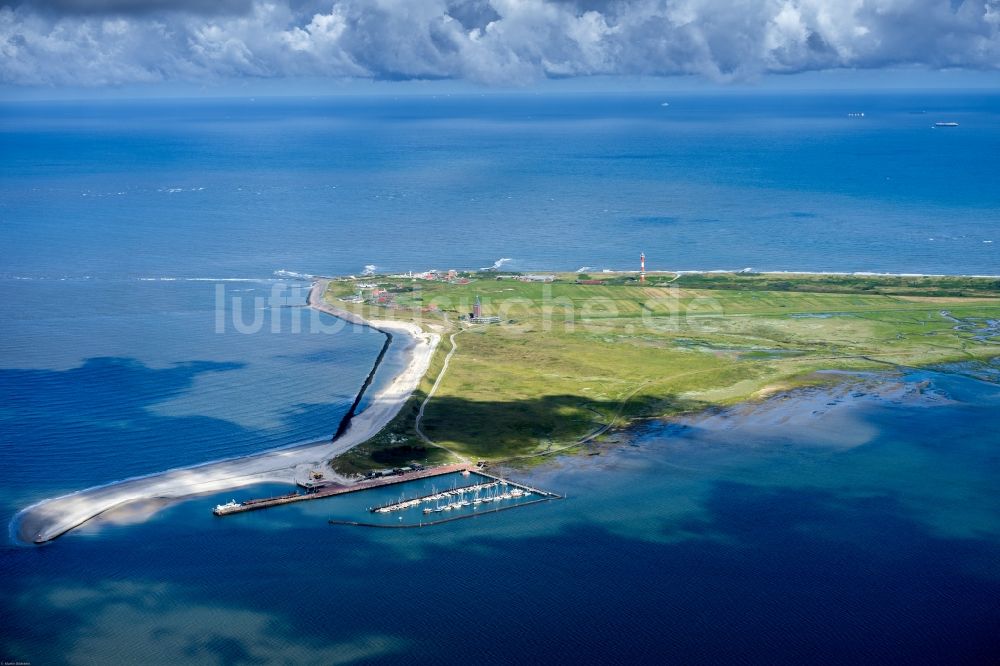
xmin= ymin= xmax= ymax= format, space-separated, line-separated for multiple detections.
xmin=1 ymin=0 xmax=998 ymax=86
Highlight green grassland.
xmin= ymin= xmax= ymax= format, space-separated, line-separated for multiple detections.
xmin=326 ymin=272 xmax=1000 ymax=475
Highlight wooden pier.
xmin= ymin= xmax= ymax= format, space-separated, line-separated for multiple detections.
xmin=212 ymin=463 xmax=471 ymax=516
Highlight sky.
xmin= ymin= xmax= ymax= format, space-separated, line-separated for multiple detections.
xmin=1 ymin=0 xmax=999 ymax=97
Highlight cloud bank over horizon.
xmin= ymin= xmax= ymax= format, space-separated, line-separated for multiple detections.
xmin=2 ymin=0 xmax=998 ymax=87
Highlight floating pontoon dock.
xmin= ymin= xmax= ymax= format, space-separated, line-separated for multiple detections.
xmin=329 ymin=496 xmax=556 ymax=529
xmin=473 ymin=469 xmax=561 ymax=499
xmin=368 ymin=480 xmax=504 ymax=514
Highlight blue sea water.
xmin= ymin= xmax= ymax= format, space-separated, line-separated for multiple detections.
xmin=1 ymin=92 xmax=999 ymax=663
xmin=2 ymin=92 xmax=998 ymax=278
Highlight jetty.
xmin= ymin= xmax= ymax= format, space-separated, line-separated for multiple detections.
xmin=212 ymin=463 xmax=470 ymax=516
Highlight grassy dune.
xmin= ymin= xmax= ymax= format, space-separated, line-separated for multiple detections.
xmin=327 ymin=273 xmax=1000 ymax=474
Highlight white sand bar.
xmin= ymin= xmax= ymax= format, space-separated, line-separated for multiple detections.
xmin=14 ymin=279 xmax=439 ymax=543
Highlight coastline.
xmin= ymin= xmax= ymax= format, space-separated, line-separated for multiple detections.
xmin=13 ymin=279 xmax=439 ymax=544
xmin=12 ymin=272 xmax=997 ymax=544
xmin=656 ymin=270 xmax=1000 ymax=279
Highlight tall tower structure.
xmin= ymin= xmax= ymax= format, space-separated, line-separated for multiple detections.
xmin=473 ymin=295 xmax=482 ymax=319
xmin=640 ymin=252 xmax=646 ymax=282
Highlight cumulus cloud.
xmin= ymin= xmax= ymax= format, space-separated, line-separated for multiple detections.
xmin=1 ymin=0 xmax=998 ymax=86
xmin=2 ymin=0 xmax=256 ymax=15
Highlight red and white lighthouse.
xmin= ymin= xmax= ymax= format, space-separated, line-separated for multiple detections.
xmin=640 ymin=252 xmax=646 ymax=282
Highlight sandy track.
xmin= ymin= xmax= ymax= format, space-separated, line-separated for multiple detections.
xmin=14 ymin=280 xmax=439 ymax=544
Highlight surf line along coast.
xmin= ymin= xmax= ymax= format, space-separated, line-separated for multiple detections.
xmin=13 ymin=279 xmax=439 ymax=544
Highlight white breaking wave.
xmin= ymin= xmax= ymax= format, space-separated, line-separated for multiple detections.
xmin=480 ymin=258 xmax=513 ymax=271
xmin=157 ymin=186 xmax=203 ymax=193
xmin=185 ymin=278 xmax=273 ymax=283
xmin=3 ymin=275 xmax=95 ymax=281
xmin=137 ymin=277 xmax=275 ymax=283
xmin=361 ymin=264 xmax=377 ymax=276
xmin=273 ymin=270 xmax=315 ymax=280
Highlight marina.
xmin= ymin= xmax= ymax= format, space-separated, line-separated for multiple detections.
xmin=369 ymin=479 xmax=537 ymax=515
xmin=212 ymin=463 xmax=562 ymax=524
xmin=330 ymin=496 xmax=557 ymax=529
xmin=368 ymin=480 xmax=504 ymax=514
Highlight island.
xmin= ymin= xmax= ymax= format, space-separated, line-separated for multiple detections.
xmin=14 ymin=268 xmax=1000 ymax=542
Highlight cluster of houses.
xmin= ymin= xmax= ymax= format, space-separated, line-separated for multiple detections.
xmin=403 ymin=269 xmax=556 ymax=284
xmin=395 ymin=269 xmax=471 ymax=284
xmin=339 ymin=282 xmax=398 ymax=306
xmin=343 ymin=286 xmax=400 ymax=307
xmin=494 ymin=274 xmax=556 ymax=283
xmin=362 ymin=464 xmax=425 ymax=480
xmin=337 ymin=268 xmax=556 ymax=322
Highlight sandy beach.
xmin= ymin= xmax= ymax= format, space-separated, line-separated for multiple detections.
xmin=14 ymin=280 xmax=439 ymax=543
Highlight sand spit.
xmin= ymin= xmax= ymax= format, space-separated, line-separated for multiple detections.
xmin=14 ymin=280 xmax=439 ymax=544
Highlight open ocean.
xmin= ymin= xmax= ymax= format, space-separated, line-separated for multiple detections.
xmin=1 ymin=92 xmax=998 ymax=663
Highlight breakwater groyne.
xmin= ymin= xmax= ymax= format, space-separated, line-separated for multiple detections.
xmin=306 ymin=284 xmax=396 ymax=441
